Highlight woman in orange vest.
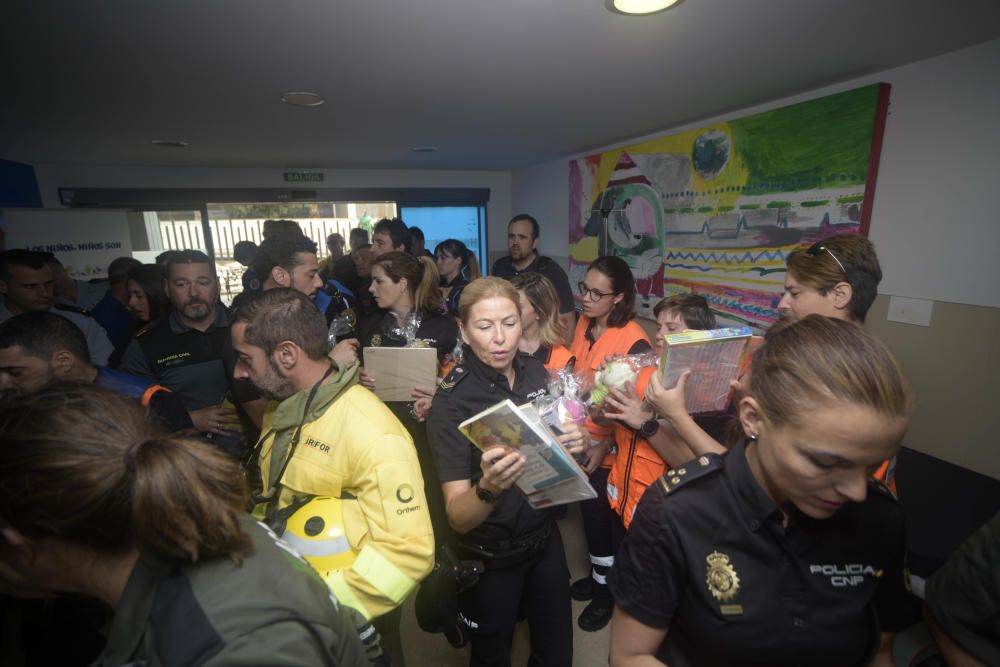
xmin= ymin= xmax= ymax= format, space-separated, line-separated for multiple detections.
xmin=603 ymin=294 xmax=720 ymax=533
xmin=510 ymin=272 xmax=575 ymax=373
xmin=567 ymin=256 xmax=650 ymax=632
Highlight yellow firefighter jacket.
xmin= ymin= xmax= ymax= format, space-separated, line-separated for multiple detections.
xmin=257 ymin=365 xmax=434 ymax=620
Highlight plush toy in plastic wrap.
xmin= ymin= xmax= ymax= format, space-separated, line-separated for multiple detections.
xmin=326 ymin=309 xmax=358 ymax=349
xmin=533 ymin=367 xmax=589 ymax=463
xmin=586 ymin=352 xmax=660 ymax=407
xmin=397 ymin=312 xmax=432 ymax=349
xmin=535 ymin=367 xmax=588 ymax=433
xmin=360 ymin=311 xmax=436 ymax=350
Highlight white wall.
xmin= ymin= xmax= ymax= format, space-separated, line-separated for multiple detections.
xmin=33 ymin=165 xmax=513 ymax=258
xmin=512 ymin=37 xmax=1000 ymax=310
xmin=511 ymin=161 xmax=570 ymax=265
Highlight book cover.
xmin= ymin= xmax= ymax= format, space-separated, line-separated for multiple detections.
xmin=459 ymin=399 xmax=596 ymax=507
xmin=659 ymin=326 xmax=753 ymax=414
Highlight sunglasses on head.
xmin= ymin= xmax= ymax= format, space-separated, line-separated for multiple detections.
xmin=806 ymin=241 xmax=847 ymax=276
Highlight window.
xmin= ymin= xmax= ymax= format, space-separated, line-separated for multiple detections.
xmin=207 ymin=201 xmax=396 ymax=304
xmin=399 ymin=205 xmax=486 ymax=267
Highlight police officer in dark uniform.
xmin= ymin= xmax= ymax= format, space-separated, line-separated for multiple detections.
xmin=608 ymin=316 xmax=916 ymax=667
xmin=427 ymin=277 xmax=586 ymax=667
xmin=355 ymin=250 xmax=458 ymax=538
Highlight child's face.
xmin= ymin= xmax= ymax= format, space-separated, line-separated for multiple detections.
xmin=655 ymin=308 xmax=687 ymax=354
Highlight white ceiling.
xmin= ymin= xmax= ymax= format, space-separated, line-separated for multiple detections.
xmin=2 ymin=0 xmax=999 ymax=171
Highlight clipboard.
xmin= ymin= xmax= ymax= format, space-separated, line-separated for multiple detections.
xmin=363 ymin=346 xmax=438 ymax=402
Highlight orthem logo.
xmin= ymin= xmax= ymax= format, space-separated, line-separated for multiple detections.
xmin=396 ymin=484 xmax=415 ymax=504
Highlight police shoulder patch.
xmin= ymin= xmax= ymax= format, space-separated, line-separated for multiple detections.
xmin=437 ymin=365 xmax=468 ymax=394
xmin=658 ymin=453 xmax=723 ymax=494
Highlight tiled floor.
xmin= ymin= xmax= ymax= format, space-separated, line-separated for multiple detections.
xmin=398 ymin=502 xmax=611 ymax=666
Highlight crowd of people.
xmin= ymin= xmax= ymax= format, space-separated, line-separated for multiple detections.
xmin=0 ymin=216 xmax=994 ymax=667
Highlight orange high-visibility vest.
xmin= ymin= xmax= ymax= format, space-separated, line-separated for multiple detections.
xmin=569 ymin=316 xmax=650 ymax=468
xmin=544 ymin=344 xmax=575 ymax=373
xmin=607 ymin=366 xmax=669 ymax=529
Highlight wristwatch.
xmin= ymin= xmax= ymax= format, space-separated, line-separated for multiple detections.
xmin=639 ymin=418 xmax=660 ymax=439
xmin=475 ymin=480 xmax=498 ymax=504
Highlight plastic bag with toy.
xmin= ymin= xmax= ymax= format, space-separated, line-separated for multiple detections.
xmin=533 ymin=366 xmax=590 ymax=464
xmin=586 ymin=352 xmax=660 ymax=408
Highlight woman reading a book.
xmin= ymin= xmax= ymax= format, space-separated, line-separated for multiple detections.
xmin=510 ymin=272 xmax=575 ymax=373
xmin=356 ymin=250 xmax=458 ymax=538
xmin=568 ymin=255 xmax=651 ymax=632
xmin=427 ymin=276 xmax=587 ymax=666
xmin=609 ymin=316 xmax=912 ymax=667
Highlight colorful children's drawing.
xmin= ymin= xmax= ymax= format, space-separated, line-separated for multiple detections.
xmin=569 ymin=84 xmax=890 ymax=328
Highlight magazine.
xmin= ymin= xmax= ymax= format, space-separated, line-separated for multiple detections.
xmin=459 ymin=399 xmax=596 ymax=508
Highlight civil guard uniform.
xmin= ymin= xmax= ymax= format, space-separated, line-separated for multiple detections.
xmin=609 ymin=440 xmax=914 ymax=667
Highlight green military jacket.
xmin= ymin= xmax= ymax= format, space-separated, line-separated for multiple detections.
xmin=90 ymin=516 xmax=368 ymax=667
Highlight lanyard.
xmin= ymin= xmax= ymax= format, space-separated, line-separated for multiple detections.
xmin=247 ymin=362 xmax=335 ymax=503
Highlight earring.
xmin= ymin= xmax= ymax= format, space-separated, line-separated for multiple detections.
xmin=749 ymin=433 xmax=758 ymax=442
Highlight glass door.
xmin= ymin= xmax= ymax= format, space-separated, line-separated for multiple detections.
xmin=206 ymin=201 xmax=397 ymax=305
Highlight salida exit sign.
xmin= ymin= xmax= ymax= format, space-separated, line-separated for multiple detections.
xmin=283 ymin=172 xmax=324 ymax=183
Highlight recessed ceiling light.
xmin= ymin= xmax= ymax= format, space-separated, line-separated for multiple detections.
xmin=411 ymin=146 xmax=440 ymax=153
xmin=281 ymin=92 xmax=325 ymax=107
xmin=151 ymin=139 xmax=190 ymax=148
xmin=607 ymin=0 xmax=681 ymax=15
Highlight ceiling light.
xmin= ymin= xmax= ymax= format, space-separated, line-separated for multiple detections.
xmin=411 ymin=146 xmax=440 ymax=153
xmin=151 ymin=139 xmax=190 ymax=148
xmin=281 ymin=92 xmax=325 ymax=107
xmin=608 ymin=0 xmax=681 ymax=15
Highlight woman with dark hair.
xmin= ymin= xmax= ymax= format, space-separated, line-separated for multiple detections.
xmin=510 ymin=271 xmax=574 ymax=372
xmin=109 ymin=263 xmax=172 ymax=367
xmin=609 ymin=316 xmax=913 ymax=667
xmin=426 ymin=276 xmax=586 ymax=665
xmin=0 ymin=384 xmax=368 ymax=666
xmin=356 ymin=250 xmax=459 ymax=537
xmin=435 ymin=239 xmax=481 ymax=317
xmin=125 ymin=263 xmax=170 ymax=325
xmin=567 ymin=255 xmax=651 ymax=632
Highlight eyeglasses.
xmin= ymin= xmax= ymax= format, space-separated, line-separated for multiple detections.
xmin=578 ymin=281 xmax=615 ymax=301
xmin=806 ymin=241 xmax=847 ymax=276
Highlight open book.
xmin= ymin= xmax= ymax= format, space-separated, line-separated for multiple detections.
xmin=659 ymin=326 xmax=753 ymax=414
xmin=459 ymin=399 xmax=596 ymax=509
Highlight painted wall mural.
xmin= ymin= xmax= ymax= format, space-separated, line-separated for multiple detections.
xmin=568 ymin=83 xmax=890 ymax=329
